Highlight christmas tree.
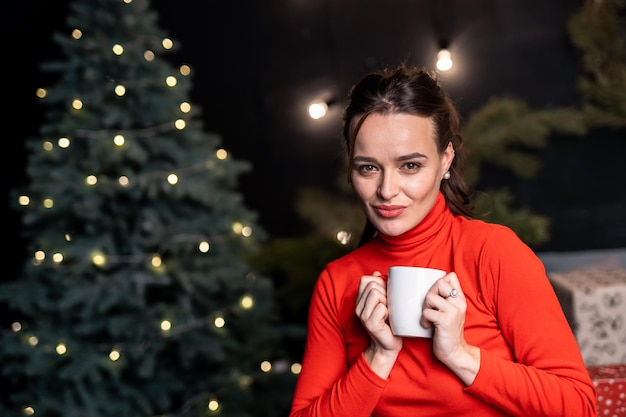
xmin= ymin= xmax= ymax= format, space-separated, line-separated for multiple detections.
xmin=1 ymin=0 xmax=296 ymax=416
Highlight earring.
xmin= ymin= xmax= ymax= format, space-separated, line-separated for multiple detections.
xmin=443 ymin=171 xmax=451 ymax=180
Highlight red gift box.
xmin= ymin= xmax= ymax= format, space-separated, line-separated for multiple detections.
xmin=587 ymin=364 xmax=626 ymax=417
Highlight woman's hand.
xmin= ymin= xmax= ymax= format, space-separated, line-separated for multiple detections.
xmin=355 ymin=271 xmax=402 ymax=378
xmin=420 ymin=272 xmax=481 ymax=385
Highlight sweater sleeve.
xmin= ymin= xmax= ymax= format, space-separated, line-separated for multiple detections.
xmin=289 ymin=267 xmax=388 ymax=417
xmin=464 ymin=226 xmax=597 ymax=417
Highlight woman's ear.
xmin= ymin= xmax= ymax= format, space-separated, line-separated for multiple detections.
xmin=443 ymin=141 xmax=455 ymax=172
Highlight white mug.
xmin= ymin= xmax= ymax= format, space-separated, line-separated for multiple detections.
xmin=387 ymin=266 xmax=446 ymax=338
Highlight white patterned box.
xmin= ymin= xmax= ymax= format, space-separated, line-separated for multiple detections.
xmin=549 ymin=268 xmax=626 ymax=366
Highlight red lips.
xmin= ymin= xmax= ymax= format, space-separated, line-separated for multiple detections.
xmin=374 ymin=205 xmax=406 ymax=218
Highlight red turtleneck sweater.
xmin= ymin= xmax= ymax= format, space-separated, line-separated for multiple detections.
xmin=289 ymin=193 xmax=596 ymax=417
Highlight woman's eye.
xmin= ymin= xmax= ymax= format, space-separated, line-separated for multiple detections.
xmin=403 ymin=162 xmax=421 ymax=170
xmin=357 ymin=164 xmax=377 ymax=173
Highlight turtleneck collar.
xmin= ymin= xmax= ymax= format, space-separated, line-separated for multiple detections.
xmin=375 ymin=192 xmax=453 ymax=252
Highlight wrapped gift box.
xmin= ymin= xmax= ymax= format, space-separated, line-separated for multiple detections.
xmin=587 ymin=364 xmax=626 ymax=417
xmin=548 ymin=268 xmax=626 ymax=366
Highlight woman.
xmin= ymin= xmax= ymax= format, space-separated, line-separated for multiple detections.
xmin=289 ymin=64 xmax=596 ymax=417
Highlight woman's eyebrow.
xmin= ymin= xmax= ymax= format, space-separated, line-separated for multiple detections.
xmin=353 ymin=152 xmax=427 ymax=163
xmin=352 ymin=155 xmax=377 ymax=163
xmin=397 ymin=152 xmax=427 ymax=161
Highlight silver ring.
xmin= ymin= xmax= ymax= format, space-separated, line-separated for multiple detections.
xmin=448 ymin=288 xmax=459 ymax=298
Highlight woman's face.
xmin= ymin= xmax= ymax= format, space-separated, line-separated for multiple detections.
xmin=350 ymin=113 xmax=454 ymax=236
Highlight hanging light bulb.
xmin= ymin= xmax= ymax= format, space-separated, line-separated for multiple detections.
xmin=308 ymin=96 xmax=337 ymax=120
xmin=308 ymin=101 xmax=329 ymax=119
xmin=436 ymin=41 xmax=453 ymax=71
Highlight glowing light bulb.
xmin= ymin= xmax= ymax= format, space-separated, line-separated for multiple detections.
xmin=162 ymin=38 xmax=173 ymax=49
xmin=260 ymin=360 xmax=272 ymax=372
xmin=240 ymin=295 xmax=254 ymax=309
xmin=308 ymin=101 xmax=328 ymax=119
xmin=436 ymin=48 xmax=453 ymax=71
xmin=216 ymin=149 xmax=228 ymax=160
xmin=208 ymin=400 xmax=219 ymax=411
xmin=175 ymin=119 xmax=186 ymax=129
xmin=109 ymin=350 xmax=120 ymax=361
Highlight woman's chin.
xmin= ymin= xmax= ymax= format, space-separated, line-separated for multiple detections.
xmin=373 ymin=221 xmax=411 ymax=237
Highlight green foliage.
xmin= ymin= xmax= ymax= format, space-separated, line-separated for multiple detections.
xmin=472 ymin=189 xmax=551 ymax=246
xmin=568 ymin=0 xmax=626 ymax=128
xmin=460 ymin=97 xmax=588 ymax=246
xmin=0 ymin=0 xmax=295 ymax=416
xmin=462 ymin=97 xmax=587 ymax=185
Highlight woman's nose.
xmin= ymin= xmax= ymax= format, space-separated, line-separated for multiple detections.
xmin=377 ymin=172 xmax=400 ymax=200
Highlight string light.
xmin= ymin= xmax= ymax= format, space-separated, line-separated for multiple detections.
xmin=308 ymin=101 xmax=328 ymax=119
xmin=240 ymin=295 xmax=254 ymax=309
xmin=113 ymin=134 xmax=125 ymax=146
xmin=208 ymin=400 xmax=219 ymax=412
xmin=167 ymin=173 xmax=179 ymax=184
xmin=290 ymin=363 xmax=302 ymax=374
xmin=336 ymin=230 xmax=351 ymax=245
xmin=216 ymin=149 xmax=228 ymax=160
xmin=92 ymin=252 xmax=106 ymax=266
xmin=179 ymin=65 xmax=191 ymax=76
xmin=58 ymin=137 xmax=70 ymax=148
xmin=260 ymin=360 xmax=271 ymax=372
xmin=109 ymin=349 xmax=121 ymax=361
xmin=436 ymin=48 xmax=453 ymax=71
xmin=180 ymin=101 xmax=191 ymax=113
xmin=162 ymin=38 xmax=173 ymax=50
xmin=151 ymin=254 xmax=162 ymax=268
xmin=198 ymin=241 xmax=210 ymax=253
xmin=232 ymin=222 xmax=243 ymax=234
xmin=165 ymin=75 xmax=177 ymax=87
xmin=174 ymin=119 xmax=186 ymax=129
xmin=56 ymin=343 xmax=67 ymax=355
